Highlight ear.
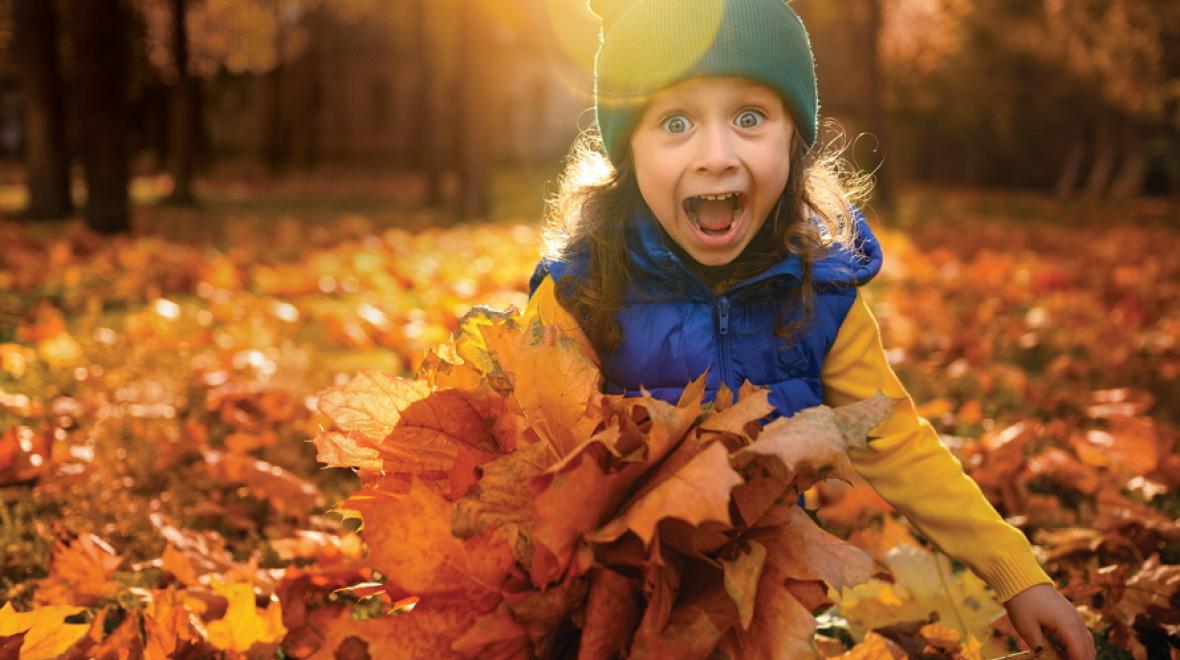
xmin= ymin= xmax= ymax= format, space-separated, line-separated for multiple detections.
xmin=587 ymin=0 xmax=632 ymax=27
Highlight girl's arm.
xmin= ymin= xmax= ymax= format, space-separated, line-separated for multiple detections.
xmin=820 ymin=288 xmax=1053 ymax=602
xmin=822 ymin=291 xmax=1095 ymax=659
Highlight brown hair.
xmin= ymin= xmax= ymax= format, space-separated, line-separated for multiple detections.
xmin=540 ymin=120 xmax=873 ymax=357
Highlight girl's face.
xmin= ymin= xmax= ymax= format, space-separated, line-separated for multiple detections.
xmin=629 ymin=76 xmax=794 ymax=267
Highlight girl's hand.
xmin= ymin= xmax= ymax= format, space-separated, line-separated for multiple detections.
xmin=1003 ymin=583 xmax=1096 ymax=660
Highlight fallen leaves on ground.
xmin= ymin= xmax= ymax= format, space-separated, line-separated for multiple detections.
xmin=0 ymin=191 xmax=1177 ymax=657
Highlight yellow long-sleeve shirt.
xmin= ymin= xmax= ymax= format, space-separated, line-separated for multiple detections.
xmin=525 ymin=275 xmax=1052 ymax=603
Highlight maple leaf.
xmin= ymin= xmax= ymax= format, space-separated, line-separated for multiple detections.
xmin=699 ymin=385 xmax=774 ymax=437
xmin=312 ymin=430 xmax=383 ymax=471
xmin=1116 ymin=554 xmax=1180 ymax=625
xmin=200 ymin=449 xmax=323 ymax=517
xmin=450 ymin=606 xmax=532 ymax=658
xmin=142 ymin=587 xmax=204 ymax=660
xmin=452 ymin=439 xmax=553 ymax=564
xmin=482 ymin=316 xmax=603 ymax=458
xmin=591 ymin=440 xmax=743 ymax=546
xmin=350 ymin=479 xmax=514 ymax=609
xmin=60 ymin=606 xmax=146 ymax=658
xmin=317 ymin=369 xmax=432 ymax=441
xmin=293 ymin=598 xmax=484 ymax=659
xmin=717 ymin=563 xmax=818 ymax=660
xmin=580 ymin=568 xmax=642 ymax=659
xmin=204 ymin=579 xmax=287 ymax=653
xmin=35 ymin=533 xmax=122 ymax=607
xmin=758 ymin=503 xmax=878 ymax=591
xmin=630 ymin=564 xmax=740 ymax=658
xmin=0 ymin=602 xmax=89 ymax=659
xmin=832 ymin=544 xmax=1006 ymax=647
xmin=529 ymin=390 xmax=702 ymax=586
xmin=721 ymin=540 xmax=768 ymax=630
xmin=734 ymin=392 xmax=902 ymax=480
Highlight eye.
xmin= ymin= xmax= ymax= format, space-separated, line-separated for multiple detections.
xmin=735 ymin=109 xmax=765 ymax=129
xmin=660 ymin=114 xmax=692 ymax=135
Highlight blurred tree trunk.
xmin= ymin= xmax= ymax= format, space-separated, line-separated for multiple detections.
xmin=1085 ymin=118 xmax=1116 ymax=197
xmin=407 ymin=0 xmax=425 ymax=171
xmin=264 ymin=10 xmax=289 ymax=174
xmin=422 ymin=0 xmax=444 ymax=206
xmin=864 ymin=0 xmax=893 ymax=211
xmin=1055 ymin=123 xmax=1085 ymax=198
xmin=14 ymin=0 xmax=73 ymax=219
xmin=167 ymin=0 xmax=196 ymax=204
xmin=456 ymin=1 xmax=490 ymax=220
xmin=300 ymin=5 xmax=324 ymax=169
xmin=69 ymin=0 xmax=131 ymax=234
xmin=1109 ymin=125 xmax=1146 ymax=197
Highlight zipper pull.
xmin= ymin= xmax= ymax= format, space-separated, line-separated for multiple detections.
xmin=718 ymin=296 xmax=730 ymax=335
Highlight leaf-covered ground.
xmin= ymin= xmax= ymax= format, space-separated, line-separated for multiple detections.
xmin=0 ymin=184 xmax=1177 ymax=658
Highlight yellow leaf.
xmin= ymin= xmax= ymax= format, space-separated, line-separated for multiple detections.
xmin=204 ymin=580 xmax=287 ymax=653
xmin=0 ymin=602 xmax=89 ymax=660
xmin=832 ymin=545 xmax=1005 ymax=650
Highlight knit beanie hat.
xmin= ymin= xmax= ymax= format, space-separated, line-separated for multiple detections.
xmin=590 ymin=0 xmax=818 ymax=168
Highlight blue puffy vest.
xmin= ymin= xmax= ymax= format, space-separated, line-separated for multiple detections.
xmin=528 ymin=206 xmax=883 ymax=420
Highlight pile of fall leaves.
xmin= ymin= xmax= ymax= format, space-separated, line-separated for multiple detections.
xmin=1 ymin=193 xmax=1178 ymax=658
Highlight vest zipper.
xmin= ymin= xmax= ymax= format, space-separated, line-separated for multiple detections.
xmin=717 ymin=296 xmax=732 ymax=387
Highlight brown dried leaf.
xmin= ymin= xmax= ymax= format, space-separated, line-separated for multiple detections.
xmin=143 ymin=587 xmax=203 ymax=660
xmin=735 ymin=395 xmax=899 ymax=479
xmin=35 ymin=533 xmax=122 ymax=607
xmin=723 ymin=540 xmax=768 ymax=630
xmin=758 ymin=504 xmax=877 ymax=590
xmin=450 ymin=606 xmax=532 ymax=659
xmin=718 ymin=563 xmax=818 ymax=660
xmin=200 ymin=449 xmax=323 ymax=517
xmin=591 ymin=441 xmax=743 ymax=546
xmin=630 ymin=566 xmax=739 ymax=659
xmin=579 ymin=568 xmax=642 ymax=660
xmin=699 ymin=385 xmax=773 ymax=437
xmin=350 ymin=479 xmax=514 ymax=609
xmin=1117 ymin=554 xmax=1180 ymax=624
xmin=453 ymin=440 xmax=554 ymax=564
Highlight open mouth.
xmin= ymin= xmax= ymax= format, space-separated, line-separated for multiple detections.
xmin=683 ymin=192 xmax=745 ymax=236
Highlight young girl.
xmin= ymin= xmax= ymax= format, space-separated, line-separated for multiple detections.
xmin=526 ymin=0 xmax=1094 ymax=657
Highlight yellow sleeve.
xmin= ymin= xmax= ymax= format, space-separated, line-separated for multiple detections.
xmin=524 ymin=275 xmax=601 ymax=367
xmin=822 ymin=289 xmax=1052 ymax=602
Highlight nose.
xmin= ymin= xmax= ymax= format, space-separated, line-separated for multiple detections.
xmin=694 ymin=124 xmax=740 ymax=175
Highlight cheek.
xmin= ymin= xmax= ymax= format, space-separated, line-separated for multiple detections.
xmin=635 ymin=166 xmax=677 ymax=219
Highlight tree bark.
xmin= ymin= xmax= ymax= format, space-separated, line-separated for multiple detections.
xmin=167 ymin=0 xmax=196 ymax=204
xmin=69 ymin=0 xmax=131 ymax=234
xmin=13 ymin=0 xmax=73 ymax=219
xmin=456 ymin=0 xmax=490 ymax=220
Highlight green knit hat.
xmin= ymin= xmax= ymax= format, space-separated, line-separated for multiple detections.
xmin=591 ymin=0 xmax=818 ymax=167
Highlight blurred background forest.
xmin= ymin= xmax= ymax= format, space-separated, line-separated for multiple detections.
xmin=0 ymin=0 xmax=1177 ymax=229
xmin=2 ymin=1 xmax=1180 ymax=658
